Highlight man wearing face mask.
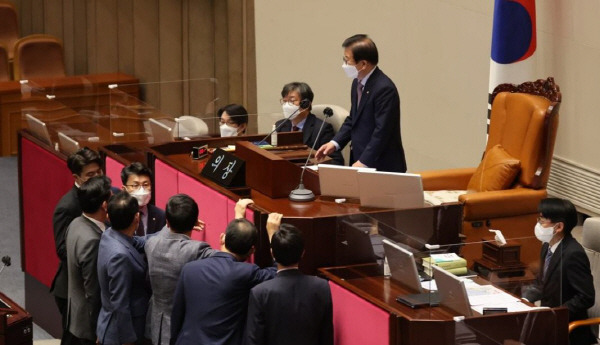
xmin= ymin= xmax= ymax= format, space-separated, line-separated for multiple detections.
xmin=522 ymin=198 xmax=595 ymax=345
xmin=121 ymin=162 xmax=166 ymax=236
xmin=52 ymin=147 xmax=104 ymax=345
xmin=275 ymin=82 xmax=344 ymax=165
xmin=315 ymin=34 xmax=406 ymax=172
xmin=219 ymin=104 xmax=249 ymax=137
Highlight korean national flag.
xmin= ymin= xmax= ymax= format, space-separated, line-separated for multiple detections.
xmin=488 ymin=0 xmax=537 ymax=95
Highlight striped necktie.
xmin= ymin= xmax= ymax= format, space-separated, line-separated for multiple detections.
xmin=543 ymin=247 xmax=553 ymax=279
xmin=357 ymin=81 xmax=364 ymax=105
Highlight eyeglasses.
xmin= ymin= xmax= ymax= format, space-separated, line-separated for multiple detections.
xmin=537 ymin=216 xmax=552 ymax=225
xmin=125 ymin=182 xmax=151 ymax=189
xmin=342 ymin=56 xmax=357 ymax=65
xmin=280 ymin=98 xmax=300 ymax=105
xmin=219 ymin=119 xmax=237 ymax=126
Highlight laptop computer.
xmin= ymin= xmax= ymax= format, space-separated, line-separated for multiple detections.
xmin=318 ymin=164 xmax=375 ymax=199
xmin=357 ymin=171 xmax=424 ymax=209
xmin=25 ymin=113 xmax=52 ymax=146
xmin=385 ymin=239 xmax=440 ymax=308
xmin=339 ymin=220 xmax=384 ymax=265
xmin=58 ymin=132 xmax=80 ymax=155
xmin=432 ymin=265 xmax=473 ymax=317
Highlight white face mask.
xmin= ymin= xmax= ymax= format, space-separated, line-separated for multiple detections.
xmin=282 ymin=102 xmax=300 ymax=120
xmin=220 ymin=123 xmax=238 ymax=137
xmin=131 ymin=187 xmax=151 ymax=207
xmin=342 ymin=62 xmax=359 ymax=79
xmin=534 ymin=223 xmax=555 ymax=243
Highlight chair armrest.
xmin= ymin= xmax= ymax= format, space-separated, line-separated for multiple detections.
xmin=459 ymin=188 xmax=547 ymax=220
xmin=569 ymin=318 xmax=600 ymax=333
xmin=419 ymin=168 xmax=476 ymax=191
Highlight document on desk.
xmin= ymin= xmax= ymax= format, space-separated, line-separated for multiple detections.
xmin=465 ymin=281 xmax=534 ymax=314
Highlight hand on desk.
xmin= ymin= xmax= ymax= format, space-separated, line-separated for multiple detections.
xmin=193 ymin=219 xmax=206 ymax=232
xmin=266 ymin=213 xmax=283 ymax=242
xmin=235 ymin=198 xmax=255 ymax=219
xmin=315 ymin=142 xmax=336 ymax=161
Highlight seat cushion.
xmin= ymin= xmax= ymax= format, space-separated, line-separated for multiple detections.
xmin=467 ymin=144 xmax=521 ymax=192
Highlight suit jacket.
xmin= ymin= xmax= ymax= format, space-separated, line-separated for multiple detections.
xmin=145 ymin=204 xmax=166 ymax=235
xmin=333 ymin=67 xmax=406 ymax=172
xmin=170 ymin=252 xmax=277 ymax=345
xmin=51 ymin=185 xmax=81 ymax=299
xmin=244 ymin=269 xmax=333 ymax=345
xmin=523 ymin=235 xmax=595 ymax=345
xmin=65 ymin=216 xmax=103 ymax=341
xmin=145 ymin=227 xmax=217 ymax=345
xmin=276 ymin=113 xmax=344 ymax=165
xmin=97 ymin=228 xmax=150 ymax=345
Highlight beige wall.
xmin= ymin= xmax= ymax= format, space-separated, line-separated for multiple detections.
xmin=12 ymin=0 xmax=257 ymax=130
xmin=255 ymin=0 xmax=600 ymax=173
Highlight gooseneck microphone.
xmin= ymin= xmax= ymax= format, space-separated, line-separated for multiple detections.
xmin=289 ymin=107 xmax=334 ymax=202
xmin=0 ymin=255 xmax=11 ymax=277
xmin=258 ymin=99 xmax=312 ymax=145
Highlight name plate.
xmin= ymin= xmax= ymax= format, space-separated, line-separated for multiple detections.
xmin=201 ymin=148 xmax=245 ymax=187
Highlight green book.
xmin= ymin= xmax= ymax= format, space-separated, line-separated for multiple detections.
xmin=423 ymin=256 xmax=467 ymax=270
xmin=424 ymin=266 xmax=469 ymax=276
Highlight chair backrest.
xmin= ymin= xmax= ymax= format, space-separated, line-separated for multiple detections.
xmin=312 ymin=104 xmax=349 ymax=134
xmin=488 ymin=78 xmax=560 ymax=189
xmin=0 ymin=44 xmax=9 ymax=81
xmin=13 ymin=34 xmax=66 ymax=80
xmin=582 ymin=217 xmax=600 ymax=333
xmin=172 ymin=115 xmax=209 ymax=138
xmin=0 ymin=2 xmax=19 ymax=60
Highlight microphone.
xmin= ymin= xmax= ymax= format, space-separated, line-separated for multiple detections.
xmin=0 ymin=255 xmax=11 ymax=277
xmin=289 ymin=107 xmax=334 ymax=202
xmin=257 ymin=99 xmax=311 ymax=145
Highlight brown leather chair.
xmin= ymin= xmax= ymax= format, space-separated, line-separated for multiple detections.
xmin=0 ymin=1 xmax=19 ymax=60
xmin=13 ymin=34 xmax=66 ymax=80
xmin=0 ymin=44 xmax=9 ymax=81
xmin=420 ymin=78 xmax=561 ymax=266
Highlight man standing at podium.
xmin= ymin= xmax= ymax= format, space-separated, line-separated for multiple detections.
xmin=316 ymin=34 xmax=406 ymax=172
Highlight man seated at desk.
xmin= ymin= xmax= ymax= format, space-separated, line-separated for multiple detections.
xmin=522 ymin=198 xmax=595 ymax=345
xmin=121 ymin=162 xmax=166 ymax=236
xmin=219 ymin=104 xmax=249 ymax=137
xmin=275 ymin=82 xmax=344 ymax=165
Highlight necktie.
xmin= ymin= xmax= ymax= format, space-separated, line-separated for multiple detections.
xmin=543 ymin=248 xmax=553 ymax=279
xmin=357 ymin=81 xmax=364 ymax=105
xmin=292 ymin=125 xmax=300 ymax=132
xmin=136 ymin=211 xmax=145 ymax=237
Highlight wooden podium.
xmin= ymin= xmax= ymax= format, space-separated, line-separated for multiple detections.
xmin=235 ymin=140 xmax=320 ymax=198
xmin=0 ymin=293 xmax=32 ymax=345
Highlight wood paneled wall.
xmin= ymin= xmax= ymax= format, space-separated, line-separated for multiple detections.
xmin=12 ymin=0 xmax=257 ymax=126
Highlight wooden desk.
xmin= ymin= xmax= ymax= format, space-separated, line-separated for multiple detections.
xmin=148 ymin=138 xmax=463 ymax=273
xmin=1 ymin=73 xmax=138 ymax=156
xmin=0 ymin=292 xmax=32 ymax=345
xmin=319 ymin=264 xmax=568 ymax=345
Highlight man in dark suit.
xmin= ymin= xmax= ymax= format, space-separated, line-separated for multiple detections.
xmin=275 ymin=82 xmax=344 ymax=165
xmin=522 ymin=198 xmax=595 ymax=345
xmin=52 ymin=147 xmax=104 ymax=344
xmin=245 ymin=224 xmax=333 ymax=345
xmin=96 ymin=192 xmax=150 ymax=345
xmin=316 ymin=34 xmax=406 ymax=172
xmin=170 ymin=213 xmax=282 ymax=345
xmin=65 ymin=176 xmax=112 ymax=345
xmin=121 ymin=162 xmax=166 ymax=236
